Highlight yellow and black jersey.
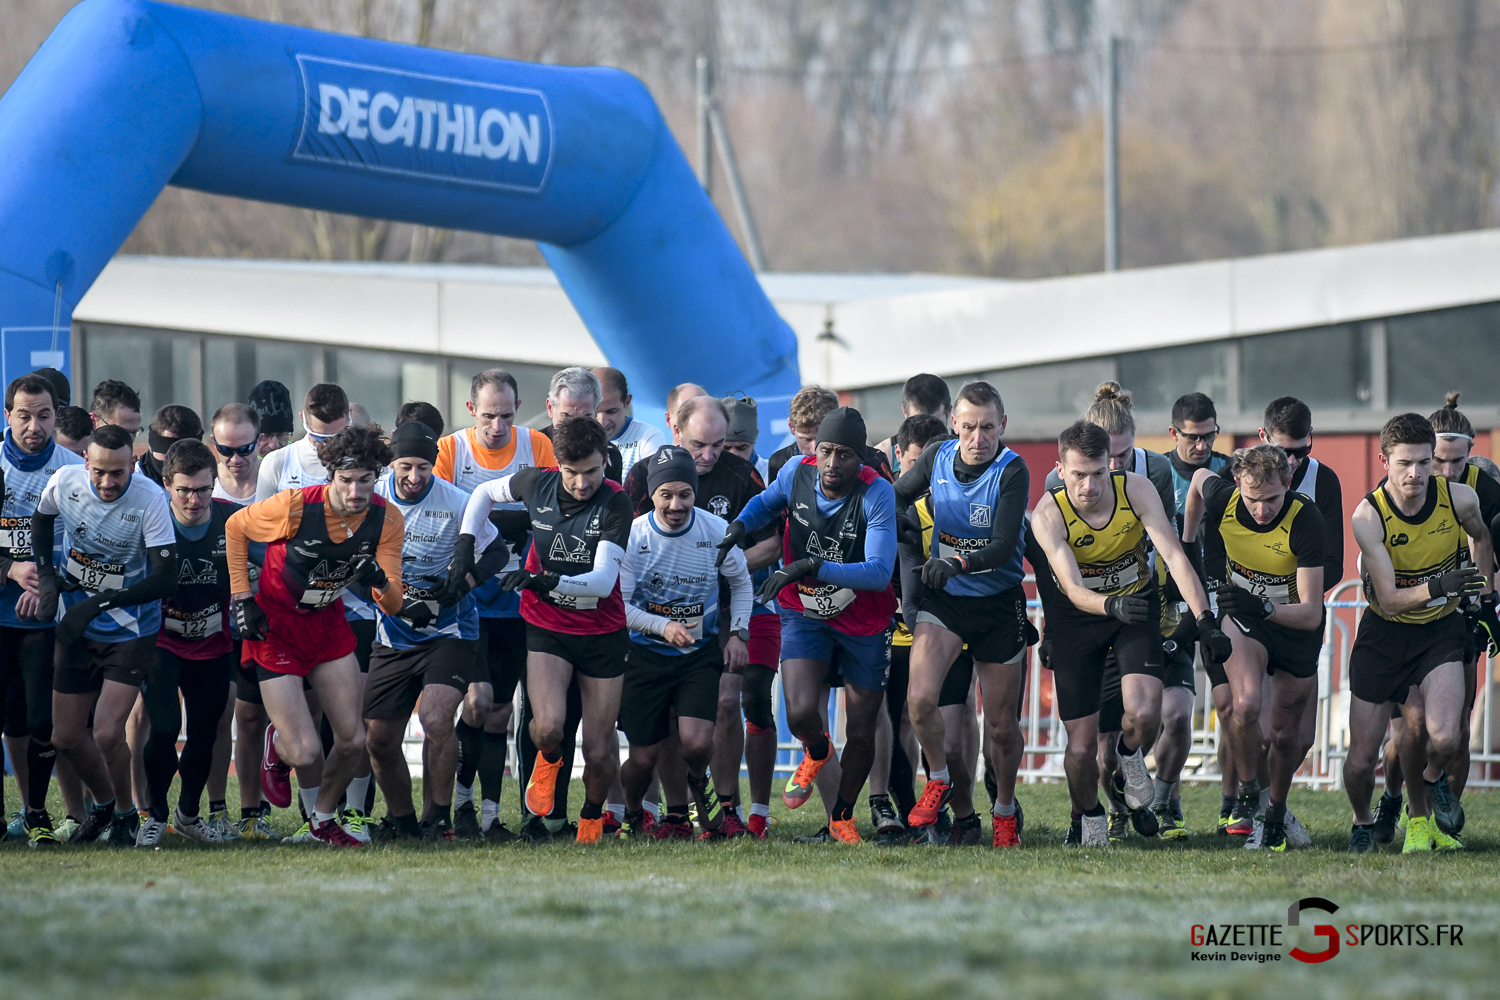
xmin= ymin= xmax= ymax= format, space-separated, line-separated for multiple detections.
xmin=1049 ymin=472 xmax=1151 ymax=597
xmin=1363 ymin=476 xmax=1466 ymax=624
xmin=1201 ymin=470 xmax=1325 ymax=607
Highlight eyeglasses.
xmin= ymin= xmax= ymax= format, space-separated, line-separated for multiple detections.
xmin=172 ymin=485 xmax=215 ymax=500
xmin=1281 ymin=443 xmax=1313 ymax=461
xmin=211 ymin=437 xmax=257 ymax=458
xmin=1172 ymin=426 xmax=1219 ymax=444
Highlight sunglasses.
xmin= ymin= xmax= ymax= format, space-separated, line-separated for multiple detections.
xmin=211 ymin=437 xmax=257 ymax=458
xmin=1281 ymin=443 xmax=1313 ymax=461
xmin=1172 ymin=426 xmax=1219 ymax=444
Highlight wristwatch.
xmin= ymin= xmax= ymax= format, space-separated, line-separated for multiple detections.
xmin=1263 ymin=599 xmax=1275 ymax=618
xmin=735 ymin=627 xmax=751 ymax=642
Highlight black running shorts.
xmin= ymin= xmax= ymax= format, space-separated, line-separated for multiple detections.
xmin=526 ymin=624 xmax=628 ymax=680
xmin=363 ymin=638 xmax=477 ymax=720
xmin=1221 ymin=613 xmax=1322 ymax=680
xmin=617 ymin=642 xmax=723 ymax=746
xmin=53 ymin=635 xmax=158 ymax=695
xmin=1349 ymin=612 xmax=1467 ymax=706
xmin=477 ymin=616 xmax=527 ymax=702
xmin=1048 ymin=599 xmax=1163 ymax=723
xmin=916 ymin=585 xmax=1028 ymax=665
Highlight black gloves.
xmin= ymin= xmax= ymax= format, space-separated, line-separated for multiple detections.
xmin=439 ymin=534 xmax=477 ymax=607
xmin=56 ymin=592 xmax=110 ymax=647
xmin=1038 ymin=634 xmax=1053 ymax=670
xmin=489 ymin=509 xmax=533 ymax=556
xmin=1198 ymin=610 xmax=1233 ymax=663
xmin=756 ymin=557 xmax=823 ymax=606
xmin=399 ymin=598 xmax=435 ymax=630
xmin=34 ymin=563 xmax=59 ymax=623
xmin=1430 ymin=566 xmax=1486 ymax=601
xmin=349 ymin=554 xmax=387 ymax=591
xmin=232 ymin=597 xmax=269 ymax=642
xmin=1216 ymin=585 xmax=1269 ymax=620
xmin=921 ymin=557 xmax=965 ymax=591
xmin=715 ymin=521 xmax=748 ymax=568
xmin=1104 ymin=594 xmax=1150 ymax=624
xmin=500 ymin=569 xmax=560 ymax=593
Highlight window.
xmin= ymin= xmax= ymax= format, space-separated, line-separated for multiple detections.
xmin=1241 ymin=324 xmax=1372 ymax=413
xmin=80 ymin=324 xmax=196 ymax=422
xmin=1387 ymin=303 xmax=1500 ymax=409
xmin=1118 ymin=342 xmax=1230 ymax=414
xmin=960 ymin=357 xmax=1120 ymax=418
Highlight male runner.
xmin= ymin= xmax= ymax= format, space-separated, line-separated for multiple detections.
xmin=874 ymin=374 xmax=952 ymax=473
xmin=1185 ymin=445 xmax=1326 ymax=852
xmin=227 ymin=425 xmax=404 ymax=847
xmin=248 ymin=379 xmax=294 ymax=457
xmin=366 ymin=422 xmax=497 ymax=842
xmin=1344 ymin=413 xmax=1491 ymax=853
xmin=593 ymin=367 xmax=665 ymax=471
xmin=544 ymin=368 xmax=624 ymax=482
xmin=138 ymin=406 xmax=202 ymax=486
xmin=895 ymin=381 xmax=1030 ymax=847
xmin=768 ymin=386 xmax=895 ymax=484
xmin=663 ymin=383 xmax=707 ymax=438
xmin=719 ymin=406 xmax=897 ymax=844
xmin=435 ymin=368 xmax=556 ymax=841
xmin=722 ymin=395 xmax=770 ymax=481
xmin=140 ymin=439 xmax=238 ymax=844
xmin=1031 ymin=421 xmax=1228 ymax=847
xmin=36 ymin=423 xmax=177 ymax=846
xmin=54 ymin=406 xmax=93 ymax=458
xmin=89 ymin=380 xmax=143 ymax=436
xmin=457 ymin=415 xmax=634 ymax=844
xmin=397 ymin=401 xmax=444 ymax=437
xmin=618 ymin=446 xmax=753 ymax=838
xmin=1 ymin=374 xmax=84 ymax=848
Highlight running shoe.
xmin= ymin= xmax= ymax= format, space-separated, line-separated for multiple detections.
xmin=485 ymin=822 xmax=518 ymax=844
xmin=617 ymin=811 xmax=657 ymax=840
xmin=1284 ymin=809 xmax=1312 ymax=849
xmin=53 ymin=816 xmax=80 ymax=844
xmin=991 ymin=811 xmax=1020 ymax=848
xmin=603 ymin=810 xmax=623 ymax=837
xmin=207 ymin=809 xmax=241 ymax=842
xmin=420 ymin=818 xmax=457 ymax=843
xmin=339 ymin=807 xmax=372 ymax=844
xmin=525 ymin=752 xmax=566 ymax=818
xmin=1402 ymin=814 xmax=1436 ymax=854
xmin=1116 ymin=745 xmax=1154 ymax=810
xmin=1427 ymin=775 xmax=1465 ymax=836
xmin=746 ymin=813 xmax=769 ymax=840
xmin=260 ymin=724 xmax=293 ymax=809
xmin=283 ymin=820 xmax=316 ymax=844
xmin=1128 ymin=806 xmax=1159 ymax=838
xmin=651 ymin=816 xmax=694 ymax=841
xmin=309 ymin=817 xmax=363 ymax=847
xmin=792 ymin=826 xmax=834 ymax=844
xmin=1372 ymin=792 xmax=1402 ymax=845
xmin=1260 ymin=813 xmax=1288 ymax=853
xmin=576 ymin=816 xmax=605 ymax=844
xmin=24 ymin=812 xmax=58 ymax=850
xmin=1064 ymin=816 xmax=1083 ymax=846
xmin=828 ymin=817 xmax=861 ymax=844
xmin=7 ymin=810 xmax=23 ymax=840
xmin=869 ymin=794 xmax=903 ymax=837
xmin=172 ymin=810 xmax=224 ymax=844
xmin=1107 ymin=806 xmax=1129 ymax=843
xmin=107 ymin=811 xmax=140 ymax=847
xmin=717 ymin=812 xmax=748 ymax=839
xmin=945 ymin=813 xmax=981 ymax=847
xmin=371 ymin=816 xmax=421 ymax=842
xmin=1348 ymin=823 xmax=1376 ymax=854
xmin=907 ymin=778 xmax=952 ymax=828
xmin=1154 ymin=804 xmax=1188 ymax=841
xmin=517 ymin=814 xmax=552 ymax=843
xmin=1080 ymin=812 xmax=1109 ymax=847
xmin=1217 ymin=796 xmax=1233 ymax=836
xmin=237 ymin=813 xmax=282 ymax=841
xmin=136 ymin=815 xmax=168 ymax=848
xmin=1430 ymin=823 xmax=1464 ymax=852
xmin=1226 ymin=784 xmax=1258 ymax=836
xmin=783 ymin=741 xmax=831 ymax=810
xmin=73 ymin=802 xmax=114 ymax=844
xmin=453 ymin=802 xmax=483 ymax=841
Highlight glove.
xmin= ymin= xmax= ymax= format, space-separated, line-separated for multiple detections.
xmin=398 ymin=598 xmax=435 ymax=630
xmin=1198 ymin=610 xmax=1233 ymax=663
xmin=755 ymin=556 xmax=823 ymax=607
xmin=1475 ymin=593 xmax=1500 ymax=657
xmin=898 ymin=506 xmax=924 ymax=551
xmin=1038 ymin=634 xmax=1053 ymax=670
xmin=489 ymin=509 xmax=533 ymax=556
xmin=1163 ymin=613 xmax=1198 ymax=658
xmin=349 ymin=553 xmax=387 ymax=591
xmin=56 ymin=592 xmax=109 ymax=647
xmin=34 ymin=563 xmax=59 ymax=623
xmin=1103 ymin=594 xmax=1150 ymax=624
xmin=921 ymin=556 xmax=965 ymax=591
xmin=715 ymin=521 xmax=748 ymax=568
xmin=1216 ymin=585 xmax=1269 ymax=620
xmin=500 ymin=569 xmax=560 ymax=594
xmin=439 ymin=534 xmax=477 ymax=607
xmin=232 ymin=597 xmax=269 ymax=642
xmin=1430 ymin=566 xmax=1486 ymax=600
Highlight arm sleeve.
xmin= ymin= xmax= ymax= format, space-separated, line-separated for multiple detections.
xmin=1023 ymin=516 xmax=1059 ymax=625
xmin=1315 ymin=465 xmax=1345 ymax=590
xmin=434 ymin=435 xmax=457 ymax=482
xmin=1290 ymin=502 xmax=1326 ymax=570
xmin=892 ymin=443 xmax=938 ymax=512
xmin=815 ymin=478 xmax=896 ymax=591
xmin=226 ymin=492 xmax=299 ymax=593
xmin=898 ymin=522 xmax=924 ymax=630
xmin=373 ymin=506 xmax=406 ymax=613
xmin=722 ymin=544 xmax=753 ymax=631
xmin=472 ymin=534 xmax=513 ymax=581
xmin=254 ymin=450 xmax=284 ymax=502
xmin=97 ymin=543 xmax=178 ymax=607
xmin=458 ymin=469 xmax=536 ymax=536
xmin=551 ymin=539 xmax=625 ymax=599
xmin=1197 ymin=480 xmax=1233 ymax=585
xmin=734 ymin=459 xmax=794 ymax=533
xmin=954 ymin=459 xmax=1029 ymax=573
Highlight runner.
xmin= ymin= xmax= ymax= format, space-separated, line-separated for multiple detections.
xmin=593 ymin=367 xmax=665 ymax=471
xmin=247 ymin=380 xmax=294 ymax=457
xmin=35 ymin=422 xmax=177 ymax=847
xmin=1344 ymin=413 xmax=1490 ymax=853
xmin=1184 ymin=445 xmax=1327 ymax=852
xmin=88 ymin=380 xmax=143 ymax=436
xmin=54 ymin=406 xmax=93 ymax=458
xmin=0 ymin=374 xmax=84 ymax=848
xmin=457 ymin=415 xmax=634 ymax=844
xmin=544 ymin=367 xmax=624 ymax=482
xmin=722 ymin=394 xmax=770 ymax=481
xmin=140 ymin=439 xmax=238 ymax=844
xmin=366 ymin=421 xmax=497 ymax=842
xmin=227 ymin=425 xmax=405 ymax=848
xmin=434 ymin=368 xmax=557 ymax=841
xmin=719 ymin=406 xmax=897 ymax=844
xmin=874 ymin=374 xmax=952 ymax=474
xmin=1031 ymin=420 xmax=1228 ymax=847
xmin=895 ymin=381 xmax=1030 ymax=847
xmin=138 ymin=405 xmax=202 ymax=486
xmin=618 ymin=446 xmax=753 ymax=839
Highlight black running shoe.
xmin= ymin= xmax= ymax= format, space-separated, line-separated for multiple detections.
xmin=1107 ymin=807 xmax=1129 ymax=842
xmin=452 ymin=802 xmax=483 ymax=841
xmin=73 ymin=802 xmax=114 ymax=844
xmin=792 ymin=826 xmax=834 ymax=844
xmin=1427 ymin=775 xmax=1465 ymax=836
xmin=372 ymin=815 xmax=421 ymax=842
xmin=1348 ymin=823 xmax=1376 ymax=854
xmin=1261 ymin=814 xmax=1288 ymax=853
xmin=105 ymin=812 xmax=138 ymax=847
xmin=1065 ymin=816 xmax=1083 ymax=846
xmin=1217 ymin=794 xmax=1234 ymax=835
xmin=945 ymin=813 xmax=982 ymax=847
xmin=420 ymin=817 xmax=457 ymax=843
xmin=485 ymin=822 xmax=518 ymax=844
xmin=1372 ymin=792 xmax=1402 ymax=845
xmin=1128 ymin=806 xmax=1159 ymax=838
xmin=518 ymin=814 xmax=551 ymax=843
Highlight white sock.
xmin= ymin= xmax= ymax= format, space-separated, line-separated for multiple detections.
xmin=642 ymin=800 xmax=661 ymax=820
xmin=606 ymin=802 xmax=625 ymax=822
xmin=345 ymin=776 xmax=370 ymax=811
xmin=480 ymin=800 xmax=499 ymax=832
xmin=454 ymin=781 xmax=474 ymax=808
xmin=750 ymin=802 xmax=770 ymax=818
xmin=736 ymin=804 xmax=745 ymax=821
xmin=313 ymin=809 xmax=336 ymax=825
xmin=929 ymin=767 xmax=951 ymax=784
xmin=542 ymin=816 xmax=567 ymax=834
xmin=299 ymin=785 xmax=320 ymax=817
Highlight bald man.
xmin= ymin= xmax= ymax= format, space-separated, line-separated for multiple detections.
xmin=664 ymin=383 xmax=707 ymax=437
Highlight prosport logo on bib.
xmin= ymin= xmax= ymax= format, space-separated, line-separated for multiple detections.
xmin=293 ymin=55 xmax=554 ymax=195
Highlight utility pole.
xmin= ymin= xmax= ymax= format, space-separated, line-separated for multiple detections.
xmin=696 ymin=55 xmax=713 ymax=194
xmin=1103 ymin=34 xmax=1120 ymax=272
xmin=708 ymin=100 xmax=768 ymax=272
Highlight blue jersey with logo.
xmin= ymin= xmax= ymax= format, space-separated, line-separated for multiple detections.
xmin=622 ymin=508 xmax=751 ymax=654
xmin=927 ymin=440 xmax=1026 ymax=596
xmin=374 ymin=474 xmax=492 ymax=649
xmin=0 ymin=436 xmax=83 ymax=628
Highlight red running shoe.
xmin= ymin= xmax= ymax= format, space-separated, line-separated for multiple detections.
xmin=652 ymin=816 xmax=695 ymax=840
xmin=907 ymin=779 xmax=952 ymax=828
xmin=746 ymin=813 xmax=769 ymax=839
xmin=603 ymin=811 xmax=622 ymax=836
xmin=699 ymin=812 xmax=750 ymax=841
xmin=992 ymin=812 xmax=1021 ymax=848
xmin=260 ymin=724 xmax=293 ymax=809
xmin=310 ymin=817 xmax=363 ymax=847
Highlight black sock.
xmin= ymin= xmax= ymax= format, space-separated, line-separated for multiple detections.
xmin=479 ymin=730 xmax=508 ymax=805
xmin=150 ymin=805 xmax=169 ymax=822
xmin=832 ymin=797 xmax=856 ymax=822
xmin=1238 ymin=780 xmax=1260 ymax=802
xmin=665 ymin=803 xmax=690 ymax=822
xmin=208 ymin=799 xmax=226 ymax=815
xmin=624 ymin=808 xmax=644 ymax=824
xmin=26 ymin=740 xmax=56 ymax=810
xmin=432 ymin=803 xmax=451 ymax=825
xmin=1116 ymin=734 xmax=1132 ymax=757
xmin=1265 ymin=800 xmax=1286 ymax=823
xmin=455 ymin=720 xmax=482 ymax=789
xmin=1220 ymin=794 xmax=1235 ymax=814
xmin=805 ymin=733 xmax=831 ymax=761
xmin=1083 ymin=803 xmax=1106 ymax=818
xmin=579 ymin=799 xmax=603 ymax=821
xmin=541 ymin=748 xmax=563 ymax=764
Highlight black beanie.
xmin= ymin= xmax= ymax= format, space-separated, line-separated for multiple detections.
xmin=390 ymin=421 xmax=439 ymax=464
xmin=646 ymin=445 xmax=699 ymax=495
xmin=815 ymin=406 xmax=867 ymax=453
xmin=248 ymin=379 xmax=293 ymax=434
xmin=32 ymin=367 xmax=70 ymax=408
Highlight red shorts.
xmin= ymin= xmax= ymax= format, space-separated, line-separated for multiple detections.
xmin=747 ymin=613 xmax=782 ymax=672
xmin=242 ymin=601 xmax=357 ymax=678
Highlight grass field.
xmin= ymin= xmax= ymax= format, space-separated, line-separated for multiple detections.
xmin=2 ymin=776 xmax=1497 ymax=999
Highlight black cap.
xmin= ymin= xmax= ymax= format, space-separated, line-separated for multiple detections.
xmin=815 ymin=406 xmax=868 ymax=453
xmin=248 ymin=380 xmax=293 ymax=434
xmin=646 ymin=445 xmax=699 ymax=495
xmin=723 ymin=395 xmax=759 ymax=445
xmin=389 ymin=420 xmax=439 ymax=464
xmin=32 ymin=367 xmax=69 ymax=408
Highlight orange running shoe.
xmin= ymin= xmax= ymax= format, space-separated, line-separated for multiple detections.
xmin=576 ymin=815 xmax=605 ymax=844
xmin=526 ymin=752 xmax=566 ymax=817
xmin=992 ymin=812 xmax=1020 ymax=848
xmin=907 ymin=778 xmax=952 ymax=828
xmin=783 ymin=739 xmax=831 ymax=809
xmin=829 ymin=817 xmax=862 ymax=844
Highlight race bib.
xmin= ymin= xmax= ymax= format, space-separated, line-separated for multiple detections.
xmin=1078 ymin=554 xmax=1141 ymax=593
xmin=648 ymin=600 xmax=705 ymax=641
xmin=937 ymin=532 xmax=993 ymax=574
xmin=0 ymin=515 xmax=33 ymax=556
xmin=66 ymin=549 xmax=124 ymax=592
xmin=543 ymin=591 xmax=599 ymax=612
xmin=796 ymin=580 xmax=856 ymax=620
xmin=298 ymin=585 xmax=344 ymax=609
xmin=163 ymin=605 xmax=223 ymax=640
xmin=1229 ymin=565 xmax=1292 ymax=606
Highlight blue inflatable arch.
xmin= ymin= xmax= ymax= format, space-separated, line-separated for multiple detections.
xmin=0 ymin=0 xmax=800 ymax=440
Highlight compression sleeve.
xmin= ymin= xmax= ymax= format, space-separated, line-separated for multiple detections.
xmin=892 ymin=441 xmax=938 ymax=512
xmin=814 ymin=477 xmax=896 ymax=591
xmin=953 ymin=459 xmax=1030 ymax=573
xmin=458 ymin=469 xmax=537 ymax=536
xmin=98 ymin=543 xmax=179 ymax=607
xmin=734 ymin=458 xmax=794 ymax=534
xmin=721 ymin=543 xmax=753 ymax=632
xmin=551 ymin=539 xmax=625 ymax=599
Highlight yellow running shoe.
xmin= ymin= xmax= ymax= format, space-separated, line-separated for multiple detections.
xmin=1430 ymin=823 xmax=1464 ymax=852
xmin=1402 ymin=814 xmax=1434 ymax=854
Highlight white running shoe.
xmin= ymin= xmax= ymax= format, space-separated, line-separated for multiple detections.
xmin=1285 ymin=809 xmax=1312 ymax=848
xmin=283 ymin=820 xmax=319 ymax=844
xmin=1244 ymin=818 xmax=1264 ymax=850
xmin=1116 ymin=747 xmax=1153 ymax=810
xmin=1081 ymin=813 xmax=1110 ymax=847
xmin=173 ymin=809 xmax=225 ymax=844
xmin=136 ymin=815 xmax=169 ymax=847
xmin=340 ymin=807 xmax=372 ymax=844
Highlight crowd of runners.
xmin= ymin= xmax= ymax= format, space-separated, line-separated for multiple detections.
xmin=0 ymin=359 xmax=1490 ymax=854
